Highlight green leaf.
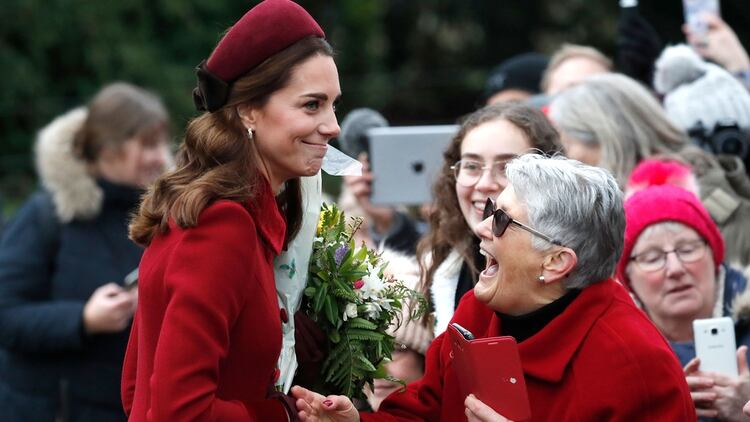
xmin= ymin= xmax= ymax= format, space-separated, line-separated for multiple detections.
xmin=372 ymin=362 xmax=388 ymax=379
xmin=355 ymin=354 xmax=377 ymax=372
xmin=348 ymin=317 xmax=378 ymax=330
xmin=347 ymin=328 xmax=384 ymax=342
xmin=313 ymin=283 xmax=328 ymax=313
xmin=323 ymin=296 xmax=339 ymax=325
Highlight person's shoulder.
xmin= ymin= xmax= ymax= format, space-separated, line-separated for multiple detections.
xmin=595 ymin=286 xmax=667 ymax=345
xmin=178 ymin=200 xmax=257 ymax=247
xmin=198 ymin=199 xmax=252 ymax=223
xmin=582 ymin=286 xmax=677 ymax=366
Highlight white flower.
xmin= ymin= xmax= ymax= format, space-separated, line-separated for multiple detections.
xmin=363 ymin=302 xmax=383 ymax=320
xmin=343 ymin=302 xmax=358 ymax=321
xmin=358 ymin=263 xmax=384 ymax=300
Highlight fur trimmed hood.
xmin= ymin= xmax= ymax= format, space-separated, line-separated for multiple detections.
xmin=34 ymin=107 xmax=103 ymax=222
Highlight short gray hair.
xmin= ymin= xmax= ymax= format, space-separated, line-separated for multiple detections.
xmin=548 ymin=73 xmax=688 ymax=187
xmin=506 ymin=154 xmax=625 ymax=289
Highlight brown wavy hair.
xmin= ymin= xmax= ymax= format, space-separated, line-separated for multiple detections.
xmin=130 ymin=37 xmax=333 ymax=246
xmin=416 ymin=103 xmax=561 ymax=302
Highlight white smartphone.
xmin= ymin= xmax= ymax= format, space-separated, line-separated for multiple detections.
xmin=693 ymin=317 xmax=738 ymax=376
xmin=683 ymin=0 xmax=720 ymax=37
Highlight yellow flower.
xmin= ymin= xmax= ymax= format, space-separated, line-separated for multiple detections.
xmin=316 ymin=216 xmax=324 ymax=236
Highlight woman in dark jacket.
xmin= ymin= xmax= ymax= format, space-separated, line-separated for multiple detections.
xmin=0 ymin=82 xmax=170 ymax=421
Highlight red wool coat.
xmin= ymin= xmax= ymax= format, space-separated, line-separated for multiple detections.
xmin=122 ymin=183 xmax=289 ymax=421
xmin=363 ymin=279 xmax=696 ymax=422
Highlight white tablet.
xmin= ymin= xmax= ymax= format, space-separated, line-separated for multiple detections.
xmin=368 ymin=125 xmax=458 ymax=205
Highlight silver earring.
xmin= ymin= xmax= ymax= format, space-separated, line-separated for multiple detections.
xmin=538 ymin=275 xmax=545 ymax=283
xmin=247 ymin=128 xmax=254 ymax=141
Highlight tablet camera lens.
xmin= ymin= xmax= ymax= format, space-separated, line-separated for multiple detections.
xmin=711 ymin=327 xmax=719 ymax=335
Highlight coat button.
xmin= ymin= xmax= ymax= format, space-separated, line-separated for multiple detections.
xmin=280 ymin=308 xmax=288 ymax=323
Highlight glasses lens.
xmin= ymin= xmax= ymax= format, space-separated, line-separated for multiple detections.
xmin=636 ymin=252 xmax=666 ymax=272
xmin=454 ymin=160 xmax=482 ymax=187
xmin=483 ymin=198 xmax=494 ymax=220
xmin=492 ymin=161 xmax=509 ymax=181
xmin=492 ymin=208 xmax=511 ymax=238
xmin=676 ymin=241 xmax=706 ymax=263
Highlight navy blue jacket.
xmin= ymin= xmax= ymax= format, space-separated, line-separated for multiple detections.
xmin=0 ymin=180 xmax=142 ymax=420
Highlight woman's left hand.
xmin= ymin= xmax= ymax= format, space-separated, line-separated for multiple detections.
xmin=711 ymin=346 xmax=750 ymax=422
xmin=464 ymin=394 xmax=512 ymax=422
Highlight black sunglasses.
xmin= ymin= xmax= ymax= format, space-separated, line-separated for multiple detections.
xmin=483 ymin=198 xmax=562 ymax=245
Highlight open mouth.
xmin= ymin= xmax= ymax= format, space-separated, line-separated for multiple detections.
xmin=479 ymin=248 xmax=498 ymax=277
xmin=472 ymin=200 xmax=487 ymax=215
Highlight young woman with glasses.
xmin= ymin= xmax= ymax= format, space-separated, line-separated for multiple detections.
xmin=415 ymin=102 xmax=560 ymax=335
xmin=617 ymin=184 xmax=750 ymax=421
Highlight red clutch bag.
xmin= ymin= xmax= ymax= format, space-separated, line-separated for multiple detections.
xmin=448 ymin=323 xmax=531 ymax=421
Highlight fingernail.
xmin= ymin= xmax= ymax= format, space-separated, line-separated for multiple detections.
xmin=323 ymin=400 xmax=333 ymax=407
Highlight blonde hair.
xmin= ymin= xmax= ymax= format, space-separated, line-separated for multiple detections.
xmin=541 ymin=44 xmax=613 ymax=93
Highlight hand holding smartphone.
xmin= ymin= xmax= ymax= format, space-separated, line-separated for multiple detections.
xmin=449 ymin=323 xmax=531 ymax=421
xmin=693 ymin=317 xmax=738 ymax=376
xmin=683 ymin=0 xmax=720 ymax=39
xmin=123 ymin=268 xmax=139 ymax=292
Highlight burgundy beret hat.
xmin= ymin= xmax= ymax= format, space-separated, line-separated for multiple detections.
xmin=193 ymin=0 xmax=325 ymax=112
xmin=615 ymin=185 xmax=724 ymax=291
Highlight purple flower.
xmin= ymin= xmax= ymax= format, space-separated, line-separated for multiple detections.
xmin=334 ymin=245 xmax=348 ymax=266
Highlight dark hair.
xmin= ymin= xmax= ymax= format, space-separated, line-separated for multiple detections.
xmin=416 ymin=103 xmax=560 ymax=302
xmin=74 ymin=82 xmax=168 ymax=163
xmin=130 ymin=37 xmax=333 ymax=246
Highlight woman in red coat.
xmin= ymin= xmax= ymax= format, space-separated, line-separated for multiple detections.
xmin=122 ymin=1 xmax=340 ymax=420
xmin=292 ymin=155 xmax=695 ymax=421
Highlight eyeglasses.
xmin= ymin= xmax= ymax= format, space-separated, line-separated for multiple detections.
xmin=629 ymin=239 xmax=708 ymax=273
xmin=483 ymin=198 xmax=563 ymax=245
xmin=451 ymin=159 xmax=512 ymax=187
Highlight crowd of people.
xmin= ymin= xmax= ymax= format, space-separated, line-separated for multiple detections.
xmin=1 ymin=0 xmax=750 ymax=420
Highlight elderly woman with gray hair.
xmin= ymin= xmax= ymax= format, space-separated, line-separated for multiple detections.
xmin=548 ymin=72 xmax=750 ymax=269
xmin=292 ymin=155 xmax=694 ymax=422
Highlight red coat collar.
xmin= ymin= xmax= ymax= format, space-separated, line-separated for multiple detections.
xmin=485 ymin=279 xmax=617 ymax=382
xmin=245 ymin=178 xmax=286 ymax=256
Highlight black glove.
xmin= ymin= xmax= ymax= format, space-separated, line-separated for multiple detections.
xmin=293 ymin=310 xmax=327 ymax=390
xmin=617 ymin=9 xmax=663 ymax=87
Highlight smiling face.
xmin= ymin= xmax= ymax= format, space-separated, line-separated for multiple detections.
xmin=474 ymin=185 xmax=550 ymax=315
xmin=455 ymin=119 xmax=532 ymax=235
xmin=242 ymin=54 xmax=341 ymax=190
xmin=627 ymin=223 xmax=716 ymax=329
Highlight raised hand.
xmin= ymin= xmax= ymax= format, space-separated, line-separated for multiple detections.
xmin=342 ymin=152 xmax=396 ymax=235
xmin=684 ymin=356 xmax=719 ymax=419
xmin=711 ymin=346 xmax=750 ymax=421
xmin=83 ymin=282 xmax=138 ymax=334
xmin=291 ymin=386 xmax=359 ymax=422
xmin=465 ymin=394 xmax=512 ymax=422
xmin=683 ymin=13 xmax=750 ymax=74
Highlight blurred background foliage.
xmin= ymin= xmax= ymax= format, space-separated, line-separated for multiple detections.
xmin=2 ymin=0 xmax=749 ymax=215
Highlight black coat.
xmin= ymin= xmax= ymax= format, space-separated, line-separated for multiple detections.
xmin=0 ymin=180 xmax=142 ymax=421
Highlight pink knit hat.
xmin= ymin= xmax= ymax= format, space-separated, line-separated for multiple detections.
xmin=616 ymin=185 xmax=724 ymax=290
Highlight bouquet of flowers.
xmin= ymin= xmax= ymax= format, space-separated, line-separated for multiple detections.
xmin=302 ymin=203 xmax=427 ymax=400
